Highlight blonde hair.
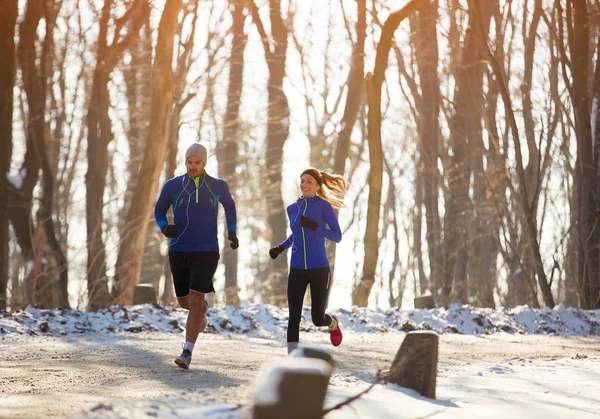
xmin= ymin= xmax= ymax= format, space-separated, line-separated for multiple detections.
xmin=301 ymin=168 xmax=347 ymax=209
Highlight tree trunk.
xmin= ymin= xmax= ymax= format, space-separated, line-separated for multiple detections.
xmin=249 ymin=0 xmax=290 ymax=305
xmin=85 ymin=0 xmax=149 ymax=309
xmin=521 ymin=0 xmax=544 ymax=211
xmin=384 ymin=159 xmax=405 ymax=307
xmin=17 ymin=0 xmax=56 ymax=308
xmin=86 ymin=21 xmax=114 ymax=310
xmin=159 ymin=102 xmax=183 ymax=306
xmin=155 ymin=1 xmax=200 ymax=305
xmin=465 ymin=1 xmax=496 ymax=308
xmin=328 ymin=0 xmax=366 ymax=289
xmin=123 ymin=24 xmax=150 ymax=210
xmin=353 ymin=0 xmax=427 ymax=307
xmin=39 ymin=4 xmax=69 ymax=308
xmin=411 ymin=0 xmax=442 ymax=296
xmin=122 ymin=19 xmax=162 ymax=292
xmin=567 ymin=0 xmax=598 ymax=308
xmin=471 ymin=0 xmax=555 ymax=307
xmin=0 ymin=0 xmax=18 ymax=310
xmin=481 ymin=7 xmax=532 ymax=307
xmin=499 ymin=0 xmax=545 ymax=308
xmin=412 ymin=158 xmax=427 ymax=296
xmin=114 ymin=0 xmax=184 ymax=306
xmin=219 ymin=0 xmax=247 ymax=308
xmin=266 ymin=0 xmax=289 ymax=305
xmin=440 ymin=0 xmax=492 ymax=306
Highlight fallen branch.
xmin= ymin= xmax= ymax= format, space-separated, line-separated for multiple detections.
xmin=322 ymin=370 xmax=384 ymax=416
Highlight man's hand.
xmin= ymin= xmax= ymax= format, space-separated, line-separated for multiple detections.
xmin=269 ymin=245 xmax=284 ymax=260
xmin=300 ymin=215 xmax=318 ymax=231
xmin=161 ymin=224 xmax=177 ymax=238
xmin=228 ymin=232 xmax=239 ymax=250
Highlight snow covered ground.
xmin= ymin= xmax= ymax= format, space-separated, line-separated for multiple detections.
xmin=2 ymin=302 xmax=599 ymax=337
xmin=1 ymin=303 xmax=599 ymax=418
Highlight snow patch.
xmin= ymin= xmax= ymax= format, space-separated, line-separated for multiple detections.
xmin=1 ymin=302 xmax=599 ymax=338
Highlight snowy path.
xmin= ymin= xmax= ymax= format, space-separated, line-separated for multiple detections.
xmin=1 ymin=332 xmax=599 ymax=418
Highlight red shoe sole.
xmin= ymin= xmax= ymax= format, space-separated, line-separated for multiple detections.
xmin=329 ymin=316 xmax=343 ymax=346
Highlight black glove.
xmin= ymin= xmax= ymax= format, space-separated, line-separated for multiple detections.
xmin=300 ymin=215 xmax=318 ymax=231
xmin=269 ymin=245 xmax=283 ymax=260
xmin=228 ymin=232 xmax=239 ymax=249
xmin=161 ymin=224 xmax=177 ymax=238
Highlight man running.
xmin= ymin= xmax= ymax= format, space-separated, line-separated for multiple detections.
xmin=155 ymin=143 xmax=238 ymax=369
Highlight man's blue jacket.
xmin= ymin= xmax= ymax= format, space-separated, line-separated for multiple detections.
xmin=154 ymin=172 xmax=236 ymax=252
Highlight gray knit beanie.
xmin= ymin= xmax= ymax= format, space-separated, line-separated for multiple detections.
xmin=185 ymin=143 xmax=207 ymax=164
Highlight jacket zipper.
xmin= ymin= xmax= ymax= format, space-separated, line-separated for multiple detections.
xmin=194 ymin=176 xmax=200 ymax=203
xmin=301 ymin=200 xmax=308 ymax=269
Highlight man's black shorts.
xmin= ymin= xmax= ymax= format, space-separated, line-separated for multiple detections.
xmin=168 ymin=251 xmax=219 ymax=297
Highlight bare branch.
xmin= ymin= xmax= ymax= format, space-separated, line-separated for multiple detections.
xmin=248 ymin=0 xmax=274 ymax=65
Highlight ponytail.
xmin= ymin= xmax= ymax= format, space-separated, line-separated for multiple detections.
xmin=301 ymin=168 xmax=347 ymax=209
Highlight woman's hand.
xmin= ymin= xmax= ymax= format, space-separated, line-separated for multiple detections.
xmin=300 ymin=215 xmax=318 ymax=231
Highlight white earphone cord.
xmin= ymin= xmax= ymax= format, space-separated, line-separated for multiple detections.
xmin=289 ymin=197 xmax=306 ymax=254
xmin=170 ymin=175 xmax=218 ymax=247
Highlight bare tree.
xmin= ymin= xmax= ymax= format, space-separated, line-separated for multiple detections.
xmin=437 ymin=0 xmax=492 ymax=305
xmin=53 ymin=5 xmax=93 ymax=273
xmin=328 ymin=0 xmax=367 ymax=284
xmin=36 ymin=1 xmax=70 ymax=308
xmin=353 ymin=0 xmax=427 ymax=307
xmin=409 ymin=0 xmax=443 ymax=296
xmin=383 ymin=157 xmax=405 ymax=307
xmin=471 ymin=0 xmax=554 ymax=307
xmin=219 ymin=0 xmax=248 ymax=307
xmin=46 ymin=4 xmax=93 ymax=308
xmin=248 ymin=0 xmax=291 ymax=306
xmin=561 ymin=0 xmax=599 ymax=308
xmin=114 ymin=0 xmax=185 ymax=305
xmin=491 ymin=0 xmax=557 ymax=308
xmin=11 ymin=0 xmax=45 ymax=305
xmin=333 ymin=0 xmax=366 ymax=178
xmin=85 ymin=0 xmax=149 ymax=309
xmin=0 ymin=0 xmax=18 ymax=310
xmin=156 ymin=0 xmax=203 ymax=304
xmin=289 ymin=2 xmax=352 ymax=170
xmin=13 ymin=0 xmax=69 ymax=308
xmin=121 ymin=12 xmax=157 ymax=290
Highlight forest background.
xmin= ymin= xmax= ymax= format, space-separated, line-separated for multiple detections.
xmin=1 ymin=0 xmax=599 ymax=313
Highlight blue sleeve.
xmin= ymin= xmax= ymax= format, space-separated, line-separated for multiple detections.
xmin=280 ymin=234 xmax=293 ymax=250
xmin=280 ymin=206 xmax=293 ymax=250
xmin=154 ymin=181 xmax=172 ymax=229
xmin=219 ymin=180 xmax=237 ymax=233
xmin=317 ymin=201 xmax=342 ymax=243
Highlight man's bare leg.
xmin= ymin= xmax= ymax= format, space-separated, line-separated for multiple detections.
xmin=174 ymin=293 xmax=206 ymax=369
xmin=177 ymin=295 xmax=190 ymax=309
xmin=185 ymin=291 xmax=206 ymax=344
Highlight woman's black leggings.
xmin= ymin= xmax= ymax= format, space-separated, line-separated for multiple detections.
xmin=287 ymin=267 xmax=333 ymax=343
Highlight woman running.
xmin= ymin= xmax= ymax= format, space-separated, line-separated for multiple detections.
xmin=269 ymin=168 xmax=347 ymax=354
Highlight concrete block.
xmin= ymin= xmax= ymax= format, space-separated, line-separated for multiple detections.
xmin=413 ymin=295 xmax=436 ymax=309
xmin=252 ymin=357 xmax=332 ymax=418
xmin=132 ymin=284 xmax=157 ymax=305
xmin=384 ymin=330 xmax=438 ymax=399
